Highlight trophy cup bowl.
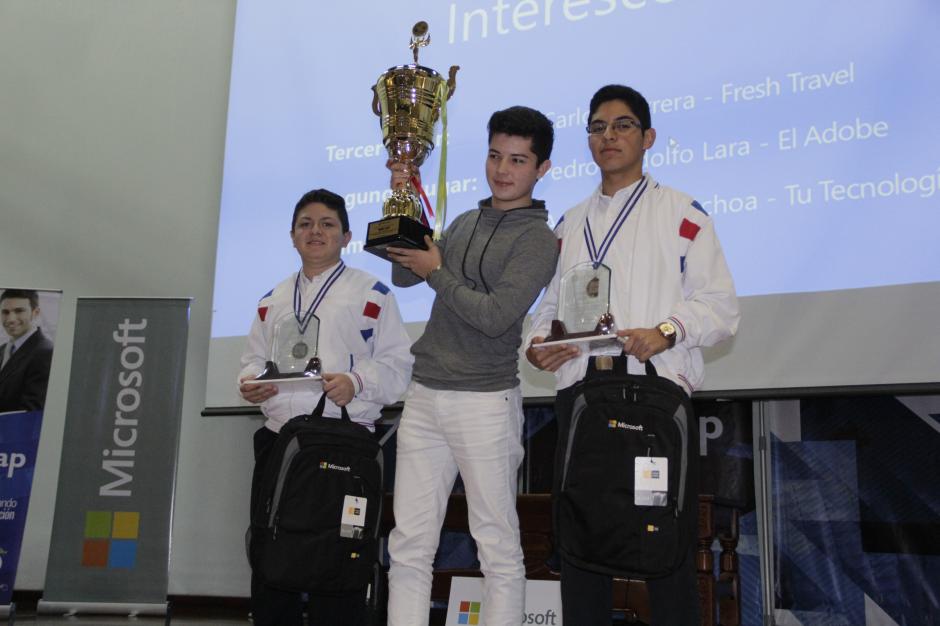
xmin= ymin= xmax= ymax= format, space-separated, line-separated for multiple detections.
xmin=365 ymin=24 xmax=458 ymax=261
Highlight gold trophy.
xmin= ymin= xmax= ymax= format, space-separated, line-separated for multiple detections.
xmin=365 ymin=21 xmax=459 ymax=260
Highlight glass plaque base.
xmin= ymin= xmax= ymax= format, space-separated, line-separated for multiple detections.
xmin=253 ymin=358 xmax=323 ymax=380
xmin=545 ymin=314 xmax=616 ymax=343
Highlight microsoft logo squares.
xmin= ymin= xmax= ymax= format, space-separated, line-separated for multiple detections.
xmin=457 ymin=599 xmax=481 ymax=624
xmin=81 ymin=510 xmax=139 ymax=569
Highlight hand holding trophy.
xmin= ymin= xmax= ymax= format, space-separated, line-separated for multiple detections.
xmin=365 ymin=22 xmax=459 ymax=260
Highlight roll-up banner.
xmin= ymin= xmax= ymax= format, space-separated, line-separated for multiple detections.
xmin=0 ymin=287 xmax=61 ymax=615
xmin=39 ymin=298 xmax=189 ymax=616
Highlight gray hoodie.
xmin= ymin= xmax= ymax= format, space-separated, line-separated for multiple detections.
xmin=393 ymin=198 xmax=558 ymax=391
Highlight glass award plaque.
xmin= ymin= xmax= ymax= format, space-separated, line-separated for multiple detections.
xmin=538 ymin=263 xmax=618 ymax=348
xmin=253 ymin=315 xmax=323 ymax=381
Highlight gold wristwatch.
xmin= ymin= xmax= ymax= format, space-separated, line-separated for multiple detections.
xmin=657 ymin=321 xmax=677 ymax=348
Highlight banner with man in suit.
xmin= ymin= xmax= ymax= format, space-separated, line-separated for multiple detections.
xmin=0 ymin=288 xmax=61 ymax=607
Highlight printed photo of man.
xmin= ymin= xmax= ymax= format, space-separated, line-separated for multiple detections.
xmin=0 ymin=289 xmax=55 ymax=412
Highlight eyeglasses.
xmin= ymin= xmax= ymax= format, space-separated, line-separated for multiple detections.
xmin=586 ymin=117 xmax=643 ymax=135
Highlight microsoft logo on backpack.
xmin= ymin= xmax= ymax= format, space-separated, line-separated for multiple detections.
xmin=319 ymin=460 xmax=351 ymax=472
xmin=608 ymin=419 xmax=643 ymax=432
xmin=81 ymin=510 xmax=139 ymax=569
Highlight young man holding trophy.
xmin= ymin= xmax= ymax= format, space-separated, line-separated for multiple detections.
xmin=237 ymin=188 xmax=412 ymax=626
xmin=384 ymin=106 xmax=558 ymax=626
xmin=525 ymin=84 xmax=740 ymax=625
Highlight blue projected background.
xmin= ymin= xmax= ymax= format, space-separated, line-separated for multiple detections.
xmin=203 ymin=0 xmax=940 ymax=406
xmin=213 ymin=0 xmax=940 ymax=335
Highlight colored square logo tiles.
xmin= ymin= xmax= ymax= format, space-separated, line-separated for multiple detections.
xmin=112 ymin=511 xmax=139 ymax=539
xmin=84 ymin=511 xmax=112 ymax=539
xmin=108 ymin=539 xmax=137 ymax=569
xmin=457 ymin=600 xmax=481 ymax=624
xmin=81 ymin=539 xmax=109 ymax=567
xmin=82 ymin=511 xmax=139 ymax=569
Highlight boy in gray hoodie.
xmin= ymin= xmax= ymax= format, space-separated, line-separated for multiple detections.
xmin=385 ymin=106 xmax=558 ymax=626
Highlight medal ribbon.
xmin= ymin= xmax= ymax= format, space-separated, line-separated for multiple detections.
xmin=583 ymin=176 xmax=648 ymax=269
xmin=293 ymin=261 xmax=346 ymax=335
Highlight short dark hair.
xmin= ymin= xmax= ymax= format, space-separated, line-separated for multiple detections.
xmin=487 ymin=106 xmax=554 ymax=165
xmin=0 ymin=289 xmax=39 ymax=310
xmin=589 ymin=85 xmax=652 ymax=130
xmin=292 ymin=188 xmax=349 ymax=233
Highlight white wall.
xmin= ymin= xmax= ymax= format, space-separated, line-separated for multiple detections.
xmin=0 ymin=0 xmax=252 ymax=595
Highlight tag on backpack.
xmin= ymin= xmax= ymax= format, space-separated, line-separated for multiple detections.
xmin=340 ymin=495 xmax=367 ymax=538
xmin=634 ymin=457 xmax=668 ymax=506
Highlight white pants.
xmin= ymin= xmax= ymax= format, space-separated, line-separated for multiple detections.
xmin=387 ymin=382 xmax=526 ymax=626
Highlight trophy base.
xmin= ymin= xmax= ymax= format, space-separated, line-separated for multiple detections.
xmin=536 ymin=320 xmax=620 ymax=350
xmin=544 ymin=314 xmax=617 ymax=343
xmin=253 ymin=358 xmax=322 ymax=380
xmin=364 ymin=215 xmax=432 ymax=261
xmin=534 ymin=333 xmax=621 ymax=349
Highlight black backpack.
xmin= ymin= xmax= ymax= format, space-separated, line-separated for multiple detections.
xmin=556 ymin=356 xmax=698 ymax=579
xmin=248 ymin=394 xmax=385 ymax=593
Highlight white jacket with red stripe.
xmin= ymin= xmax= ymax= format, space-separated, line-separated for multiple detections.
xmin=527 ymin=176 xmax=740 ymax=394
xmin=238 ymin=261 xmax=413 ymax=431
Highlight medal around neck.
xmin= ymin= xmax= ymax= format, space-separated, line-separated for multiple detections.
xmin=253 ymin=315 xmax=322 ymax=382
xmin=365 ymin=21 xmax=459 ymax=261
xmin=536 ymin=263 xmax=620 ymax=349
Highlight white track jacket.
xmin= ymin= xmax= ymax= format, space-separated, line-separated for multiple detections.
xmin=527 ymin=176 xmax=740 ymax=394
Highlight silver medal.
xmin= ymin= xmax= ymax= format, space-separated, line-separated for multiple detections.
xmin=291 ymin=341 xmax=308 ymax=359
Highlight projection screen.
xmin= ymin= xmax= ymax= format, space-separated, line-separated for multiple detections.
xmin=206 ymin=0 xmax=940 ymax=408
